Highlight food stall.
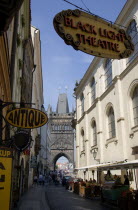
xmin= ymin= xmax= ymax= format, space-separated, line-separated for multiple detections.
xmin=97 ymin=160 xmax=138 ymax=208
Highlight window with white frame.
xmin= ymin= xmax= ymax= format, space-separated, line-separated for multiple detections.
xmin=80 ymin=93 xmax=84 ymax=116
xmin=92 ymin=120 xmax=97 ymax=146
xmin=81 ymin=129 xmax=85 ymax=151
xmin=91 ymin=78 xmax=96 ymax=104
xmin=127 ymin=20 xmax=138 ymax=64
xmin=108 ymin=107 xmax=116 ymax=138
xmin=132 ymin=86 xmax=138 ymax=126
xmin=104 ymin=59 xmax=112 ymax=89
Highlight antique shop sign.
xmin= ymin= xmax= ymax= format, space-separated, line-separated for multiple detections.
xmin=6 ymin=108 xmax=48 ymax=129
xmin=0 ymin=148 xmax=12 ymax=210
xmin=53 ymin=9 xmax=134 ymax=59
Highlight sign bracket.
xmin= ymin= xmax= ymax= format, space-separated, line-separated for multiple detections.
xmin=0 ymin=99 xmax=35 ymax=146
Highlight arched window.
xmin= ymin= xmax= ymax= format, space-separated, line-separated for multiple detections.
xmin=127 ymin=20 xmax=138 ymax=63
xmin=91 ymin=78 xmax=96 ymax=104
xmin=80 ymin=93 xmax=84 ymax=115
xmin=132 ymin=86 xmax=138 ymax=126
xmin=105 ymin=59 xmax=112 ymax=89
xmin=108 ymin=107 xmax=116 ymax=138
xmin=81 ymin=129 xmax=85 ymax=151
xmin=92 ymin=121 xmax=97 ymax=146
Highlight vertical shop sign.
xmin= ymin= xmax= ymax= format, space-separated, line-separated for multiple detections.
xmin=0 ymin=148 xmax=13 ymax=210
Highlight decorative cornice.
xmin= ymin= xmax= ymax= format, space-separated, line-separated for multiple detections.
xmin=77 ymin=112 xmax=86 ymax=123
xmin=85 ymin=139 xmax=89 ymax=142
xmin=91 ymin=145 xmax=98 ymax=151
xmin=97 ymin=131 xmax=102 ymax=134
xmin=80 ymin=150 xmax=85 ymax=157
xmin=105 ymin=137 xmax=118 ymax=148
xmin=117 ymin=117 xmax=125 ymax=122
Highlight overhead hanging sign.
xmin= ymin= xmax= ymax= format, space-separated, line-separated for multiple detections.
xmin=0 ymin=148 xmax=12 ymax=210
xmin=53 ymin=9 xmax=134 ymax=59
xmin=6 ymin=108 xmax=48 ymax=129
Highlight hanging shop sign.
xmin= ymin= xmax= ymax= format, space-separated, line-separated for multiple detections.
xmin=53 ymin=9 xmax=134 ymax=59
xmin=12 ymin=130 xmax=31 ymax=152
xmin=5 ymin=108 xmax=48 ymax=129
xmin=0 ymin=148 xmax=13 ymax=210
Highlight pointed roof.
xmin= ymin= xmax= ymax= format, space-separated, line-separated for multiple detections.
xmin=56 ymin=93 xmax=69 ymax=114
xmin=47 ymin=104 xmax=52 ymax=114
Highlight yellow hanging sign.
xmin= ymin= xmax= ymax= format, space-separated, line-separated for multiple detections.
xmin=0 ymin=148 xmax=13 ymax=210
xmin=53 ymin=9 xmax=134 ymax=59
xmin=6 ymin=108 xmax=48 ymax=129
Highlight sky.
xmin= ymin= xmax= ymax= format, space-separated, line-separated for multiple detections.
xmin=31 ymin=0 xmax=127 ymax=112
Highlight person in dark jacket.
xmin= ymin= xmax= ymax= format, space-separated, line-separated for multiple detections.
xmin=124 ymin=175 xmax=129 ymax=185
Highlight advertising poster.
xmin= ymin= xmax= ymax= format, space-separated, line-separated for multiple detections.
xmin=0 ymin=148 xmax=13 ymax=210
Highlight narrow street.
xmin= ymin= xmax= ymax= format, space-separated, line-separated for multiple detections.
xmin=45 ymin=183 xmax=117 ymax=210
xmin=16 ymin=183 xmax=120 ymax=210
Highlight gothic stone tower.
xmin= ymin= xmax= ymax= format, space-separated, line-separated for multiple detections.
xmin=47 ymin=93 xmax=74 ymax=170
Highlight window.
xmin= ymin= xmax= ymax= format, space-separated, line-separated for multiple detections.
xmin=92 ymin=121 xmax=97 ymax=146
xmin=132 ymin=86 xmax=138 ymax=126
xmin=127 ymin=20 xmax=138 ymax=63
xmin=81 ymin=129 xmax=85 ymax=151
xmin=108 ymin=107 xmax=116 ymax=138
xmin=104 ymin=59 xmax=112 ymax=89
xmin=91 ymin=78 xmax=96 ymax=104
xmin=80 ymin=93 xmax=84 ymax=115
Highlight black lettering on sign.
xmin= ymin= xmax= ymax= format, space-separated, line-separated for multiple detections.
xmin=0 ymin=175 xmax=5 ymax=182
xmin=20 ymin=109 xmax=26 ymax=126
xmin=28 ymin=110 xmax=34 ymax=127
xmin=0 ymin=187 xmax=4 ymax=190
xmin=25 ymin=110 xmax=29 ymax=127
xmin=0 ymin=162 xmax=5 ymax=170
xmin=41 ymin=114 xmax=45 ymax=124
xmin=14 ymin=110 xmax=20 ymax=125
xmin=35 ymin=111 xmax=40 ymax=126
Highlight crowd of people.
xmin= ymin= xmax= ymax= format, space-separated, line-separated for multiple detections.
xmin=33 ymin=171 xmax=63 ymax=186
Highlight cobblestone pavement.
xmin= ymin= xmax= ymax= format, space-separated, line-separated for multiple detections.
xmin=15 ymin=184 xmax=50 ymax=210
xmin=45 ymin=184 xmax=118 ymax=210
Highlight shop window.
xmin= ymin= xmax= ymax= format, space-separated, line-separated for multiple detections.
xmin=108 ymin=107 xmax=116 ymax=138
xmin=132 ymin=86 xmax=138 ymax=126
xmin=126 ymin=20 xmax=138 ymax=64
xmin=92 ymin=121 xmax=97 ymax=146
xmin=104 ymin=59 xmax=112 ymax=89
xmin=91 ymin=78 xmax=96 ymax=104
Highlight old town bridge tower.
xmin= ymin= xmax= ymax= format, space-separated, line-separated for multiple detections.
xmin=47 ymin=93 xmax=74 ymax=170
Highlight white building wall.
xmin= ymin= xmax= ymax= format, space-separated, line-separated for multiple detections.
xmin=75 ymin=0 xmax=138 ymax=188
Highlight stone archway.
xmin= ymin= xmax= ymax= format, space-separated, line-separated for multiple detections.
xmin=52 ymin=152 xmax=72 ymax=171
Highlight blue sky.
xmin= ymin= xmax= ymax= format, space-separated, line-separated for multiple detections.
xmin=31 ymin=0 xmax=127 ymax=112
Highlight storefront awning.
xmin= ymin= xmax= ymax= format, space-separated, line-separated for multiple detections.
xmin=75 ymin=160 xmax=138 ymax=171
xmin=97 ymin=159 xmax=138 ymax=171
xmin=75 ymin=162 xmax=113 ymax=171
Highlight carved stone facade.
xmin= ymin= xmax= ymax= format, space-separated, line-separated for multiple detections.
xmin=47 ymin=94 xmax=74 ymax=170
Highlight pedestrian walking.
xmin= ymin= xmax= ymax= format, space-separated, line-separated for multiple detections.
xmin=33 ymin=175 xmax=38 ymax=185
xmin=38 ymin=174 xmax=43 ymax=185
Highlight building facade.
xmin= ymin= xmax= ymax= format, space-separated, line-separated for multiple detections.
xmin=47 ymin=93 xmax=74 ymax=170
xmin=74 ymin=0 xmax=138 ymax=189
xmin=30 ymin=26 xmax=45 ymax=184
